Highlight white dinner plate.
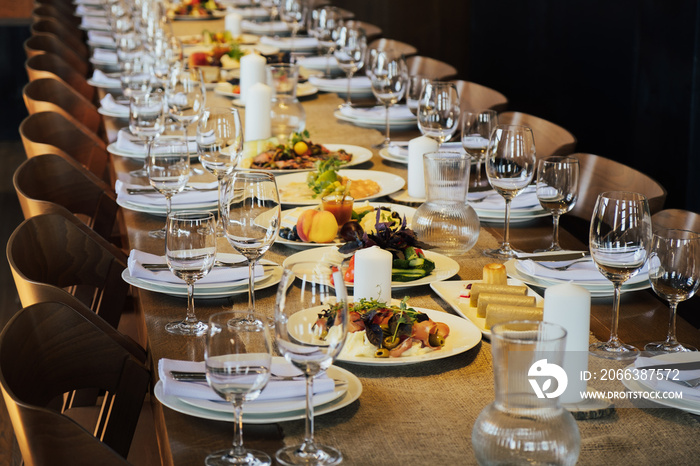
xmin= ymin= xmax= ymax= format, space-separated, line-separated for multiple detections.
xmin=116 ymin=196 xmax=218 ymax=216
xmin=264 ymin=202 xmax=417 ymax=249
xmin=296 ymin=56 xmax=341 ymax=73
xmin=214 ymin=82 xmax=318 ymax=105
xmin=276 ymin=169 xmax=405 ymax=206
xmin=282 ymin=246 xmax=460 ymax=289
xmin=238 ymin=143 xmax=372 ymax=174
xmin=333 ymin=110 xmax=418 ymax=131
xmin=97 ymin=107 xmax=129 ymax=119
xmin=89 ymin=57 xmax=119 ymax=67
xmin=259 ymin=37 xmax=319 ymax=52
xmin=121 ymin=259 xmax=282 ymax=298
xmin=87 ymin=78 xmax=121 ymax=89
xmin=378 ymin=147 xmax=408 ymax=164
xmin=430 ymin=279 xmax=544 ymax=338
xmin=154 ymin=364 xmax=362 ymax=423
xmin=512 ymin=258 xmax=650 ymax=288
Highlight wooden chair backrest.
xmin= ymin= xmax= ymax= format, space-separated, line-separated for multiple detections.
xmin=368 ymin=38 xmax=418 ymax=58
xmin=498 ymin=111 xmax=577 ymax=158
xmin=406 ymin=55 xmax=458 ymax=81
xmin=32 ymin=4 xmax=82 ymax=28
xmin=34 ymin=0 xmax=78 ymax=21
xmin=452 ymin=79 xmax=508 ymax=113
xmin=31 ymin=17 xmax=88 ymax=60
xmin=25 ymin=53 xmax=95 ymax=102
xmin=24 ymin=33 xmax=89 ymax=77
xmin=651 ymin=209 xmax=700 ymax=234
xmin=343 ymin=20 xmax=382 ymax=42
xmin=0 ymin=302 xmax=149 ymax=465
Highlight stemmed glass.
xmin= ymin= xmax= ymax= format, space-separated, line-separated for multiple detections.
xmin=280 ymin=0 xmax=308 ymax=57
xmin=223 ymin=171 xmax=281 ymax=318
xmin=535 ymin=156 xmax=580 ymax=252
xmin=589 ymin=191 xmax=652 ymax=358
xmin=333 ymin=25 xmax=367 ymax=108
xmin=205 ymin=310 xmax=272 ymax=465
xmin=461 ymin=109 xmax=498 ymax=188
xmin=484 ymin=124 xmax=537 ymax=258
xmin=406 ymin=75 xmax=429 ymax=116
xmin=367 ymin=49 xmax=408 ymax=149
xmin=146 ymin=137 xmax=191 ymax=238
xmin=197 ymin=107 xmax=244 ymax=236
xmin=417 ymin=80 xmax=460 ymax=146
xmin=165 ymin=211 xmax=216 ymax=336
xmin=311 ymin=6 xmax=340 ymax=77
xmin=166 ymin=66 xmax=206 ymax=136
xmin=645 ymin=228 xmax=700 ymax=352
xmin=274 ymin=261 xmax=348 ymax=466
xmin=129 ymin=91 xmax=166 ymax=177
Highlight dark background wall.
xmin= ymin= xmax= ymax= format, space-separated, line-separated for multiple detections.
xmin=335 ymin=0 xmax=700 ymax=212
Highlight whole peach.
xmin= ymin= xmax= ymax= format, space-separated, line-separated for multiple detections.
xmin=296 ymin=209 xmax=338 ymax=243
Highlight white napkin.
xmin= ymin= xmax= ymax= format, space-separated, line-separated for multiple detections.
xmin=92 ymin=48 xmax=118 ymax=64
xmin=308 ymin=75 xmax=371 ymax=90
xmin=388 ymin=141 xmax=463 ymax=158
xmin=516 ymin=257 xmax=607 ymax=282
xmin=297 ymin=55 xmax=338 ymax=68
xmin=81 ymin=16 xmax=109 ymax=30
xmin=100 ymin=94 xmax=129 ymax=116
xmin=128 ymin=250 xmax=262 ymax=285
xmin=115 ymin=180 xmax=219 ymax=206
xmin=115 ymin=129 xmax=199 ymax=155
xmin=635 ymin=357 xmax=700 ymax=402
xmin=242 ymin=20 xmax=289 ymax=34
xmin=159 ymin=358 xmax=335 ymax=402
xmin=228 ymin=7 xmax=269 ymax=18
xmin=76 ymin=5 xmax=106 ymax=17
xmin=339 ymin=104 xmax=415 ymax=122
xmin=467 ymin=186 xmax=540 ymax=211
xmin=260 ymin=36 xmax=319 ymax=50
xmin=88 ymin=31 xmax=116 ymax=47
xmin=91 ymin=69 xmax=121 ymax=86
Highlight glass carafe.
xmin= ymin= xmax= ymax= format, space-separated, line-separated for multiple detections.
xmin=411 ymin=151 xmax=480 ymax=255
xmin=472 ymin=321 xmax=580 ymax=465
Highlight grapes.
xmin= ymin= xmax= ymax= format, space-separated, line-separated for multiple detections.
xmin=279 ymin=226 xmax=300 ymax=241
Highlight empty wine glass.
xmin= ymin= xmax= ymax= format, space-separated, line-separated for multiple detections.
xmin=367 ymin=49 xmax=408 ymax=149
xmin=205 ymin=310 xmax=272 ymax=465
xmin=535 ymin=156 xmax=580 ymax=252
xmin=197 ymin=107 xmax=244 ymax=236
xmin=121 ymin=55 xmax=153 ymax=100
xmin=223 ymin=171 xmax=281 ymax=318
xmin=146 ymin=136 xmax=191 ymax=238
xmin=333 ymin=25 xmax=367 ymax=108
xmin=166 ymin=66 xmax=206 ymax=134
xmin=417 ymin=80 xmax=460 ymax=147
xmin=589 ymin=191 xmax=652 ymax=358
xmin=280 ymin=0 xmax=308 ymax=57
xmin=129 ymin=91 xmax=166 ymax=177
xmin=406 ymin=74 xmax=429 ymax=116
xmin=311 ymin=6 xmax=340 ymax=77
xmin=461 ymin=109 xmax=498 ymax=188
xmin=165 ymin=211 xmax=216 ymax=336
xmin=484 ymin=124 xmax=537 ymax=258
xmin=645 ymin=228 xmax=700 ymax=352
xmin=274 ymin=261 xmax=348 ymax=466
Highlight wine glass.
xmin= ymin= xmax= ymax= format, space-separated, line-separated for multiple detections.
xmin=274 ymin=261 xmax=348 ymax=466
xmin=197 ymin=107 xmax=244 ymax=236
xmin=129 ymin=91 xmax=166 ymax=177
xmin=417 ymin=80 xmax=460 ymax=147
xmin=333 ymin=25 xmax=367 ymax=108
xmin=146 ymin=136 xmax=191 ymax=238
xmin=165 ymin=211 xmax=216 ymax=336
xmin=121 ymin=55 xmax=153 ymax=100
xmin=166 ymin=66 xmax=206 ymax=135
xmin=589 ymin=191 xmax=652 ymax=358
xmin=311 ymin=6 xmax=340 ymax=77
xmin=223 ymin=171 xmax=281 ymax=318
xmin=280 ymin=0 xmax=308 ymax=57
xmin=645 ymin=228 xmax=700 ymax=352
xmin=367 ymin=48 xmax=408 ymax=149
xmin=205 ymin=310 xmax=272 ymax=465
xmin=535 ymin=155 xmax=580 ymax=252
xmin=461 ymin=109 xmax=498 ymax=188
xmin=484 ymin=124 xmax=537 ymax=258
xmin=406 ymin=74 xmax=429 ymax=116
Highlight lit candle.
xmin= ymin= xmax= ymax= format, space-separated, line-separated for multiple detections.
xmin=353 ymin=246 xmax=392 ymax=304
xmin=543 ymin=283 xmax=591 ymax=404
xmin=225 ymin=12 xmax=242 ymax=36
xmin=239 ymin=53 xmax=266 ymax=105
xmin=244 ymin=82 xmax=272 ymax=141
xmin=407 ymin=136 xmax=438 ymax=199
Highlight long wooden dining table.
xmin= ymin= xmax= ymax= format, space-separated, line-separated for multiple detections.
xmin=100 ymin=19 xmax=700 ymax=466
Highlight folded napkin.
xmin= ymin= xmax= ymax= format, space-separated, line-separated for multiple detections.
xmin=91 ymin=69 xmax=121 ymax=86
xmin=81 ymin=16 xmax=109 ymax=30
xmin=260 ymin=35 xmax=319 ymax=50
xmin=92 ymin=48 xmax=118 ymax=64
xmin=228 ymin=7 xmax=269 ymax=18
xmin=76 ymin=5 xmax=106 ymax=17
xmin=516 ymin=257 xmax=607 ymax=282
xmin=115 ymin=180 xmax=219 ymax=207
xmin=100 ymin=94 xmax=129 ymax=116
xmin=467 ymin=186 xmax=540 ymax=211
xmin=128 ymin=250 xmax=262 ymax=285
xmin=115 ymin=129 xmax=199 ymax=155
xmin=634 ymin=357 xmax=700 ymax=402
xmin=388 ymin=141 xmax=463 ymax=158
xmin=88 ymin=31 xmax=116 ymax=47
xmin=297 ymin=55 xmax=338 ymax=68
xmin=308 ymin=75 xmax=371 ymax=90
xmin=242 ymin=20 xmax=289 ymax=34
xmin=339 ymin=104 xmax=415 ymax=122
xmin=159 ymin=358 xmax=335 ymax=402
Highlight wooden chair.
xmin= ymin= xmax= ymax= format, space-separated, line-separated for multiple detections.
xmin=6 ymin=213 xmax=131 ymax=333
xmin=405 ymin=55 xmax=458 ymax=81
xmin=34 ymin=0 xmax=78 ymax=20
xmin=452 ymin=79 xmax=508 ymax=113
xmin=343 ymin=20 xmax=382 ymax=43
xmin=26 ymin=53 xmax=96 ymax=102
xmin=368 ymin=38 xmax=418 ymax=58
xmin=23 ymin=78 xmax=106 ymax=141
xmin=13 ymin=154 xmax=119 ymax=243
xmin=32 ymin=5 xmax=83 ymax=34
xmin=0 ymin=301 xmax=150 ymax=465
xmin=31 ymin=17 xmax=88 ymax=61
xmin=651 ymin=209 xmax=700 ymax=233
xmin=19 ymin=111 xmax=112 ymax=183
xmin=24 ymin=33 xmax=90 ymax=77
xmin=498 ymin=111 xmax=577 ymax=158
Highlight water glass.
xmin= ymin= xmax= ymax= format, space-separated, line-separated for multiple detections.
xmin=461 ymin=109 xmax=498 ymax=188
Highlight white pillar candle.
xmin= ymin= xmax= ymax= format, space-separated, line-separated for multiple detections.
xmin=407 ymin=136 xmax=438 ymax=199
xmin=244 ymin=82 xmax=272 ymax=142
xmin=239 ymin=53 xmax=266 ymax=105
xmin=225 ymin=12 xmax=242 ymax=36
xmin=543 ymin=283 xmax=591 ymax=404
xmin=353 ymin=246 xmax=392 ymax=304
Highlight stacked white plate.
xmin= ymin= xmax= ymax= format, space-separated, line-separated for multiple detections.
xmin=114 ymin=179 xmax=219 ymax=216
xmin=378 ymin=141 xmax=464 ymax=165
xmin=296 ymin=55 xmax=341 ymax=74
xmin=333 ymin=104 xmax=416 ymax=130
xmin=308 ymin=76 xmax=373 ymax=98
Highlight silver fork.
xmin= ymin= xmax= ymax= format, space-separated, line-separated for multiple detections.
xmin=535 ymin=258 xmax=590 ymax=271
